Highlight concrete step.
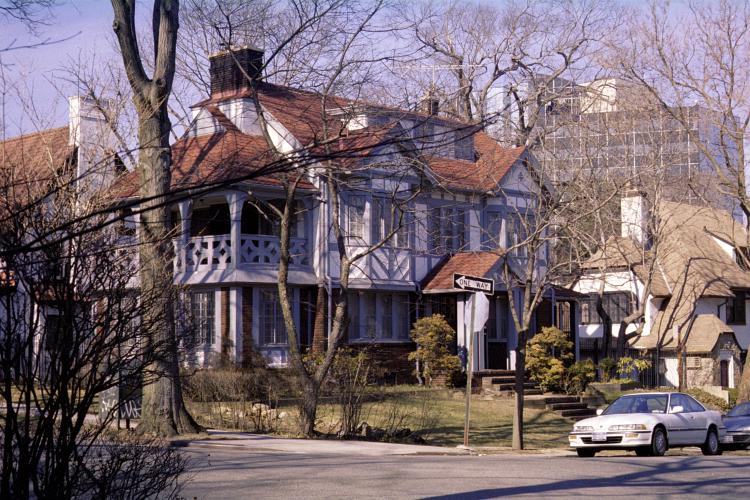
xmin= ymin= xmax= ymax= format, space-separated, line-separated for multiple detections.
xmin=542 ymin=396 xmax=581 ymax=405
xmin=489 ymin=376 xmax=517 ymax=385
xmin=492 ymin=382 xmax=538 ymax=391
xmin=547 ymin=402 xmax=588 ymax=411
xmin=560 ymin=408 xmax=598 ymax=418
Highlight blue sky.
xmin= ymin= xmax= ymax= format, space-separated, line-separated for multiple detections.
xmin=1 ymin=0 xmax=117 ymax=136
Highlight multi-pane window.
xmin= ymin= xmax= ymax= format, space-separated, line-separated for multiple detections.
xmin=347 ymin=196 xmax=366 ymax=241
xmin=371 ymin=197 xmax=409 ymax=248
xmin=429 ymin=206 xmax=465 ymax=253
xmin=507 ymin=214 xmax=529 ymax=258
xmin=728 ymin=291 xmax=746 ymax=325
xmin=580 ymin=293 xmax=631 ymax=325
xmin=259 ymin=289 xmax=288 ymax=345
xmin=347 ymin=292 xmax=412 ymax=341
xmin=485 ymin=212 xmax=503 ymax=249
xmin=190 ymin=291 xmax=215 ymax=345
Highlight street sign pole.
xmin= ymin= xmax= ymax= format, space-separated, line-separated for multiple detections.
xmin=463 ymin=293 xmax=476 ymax=448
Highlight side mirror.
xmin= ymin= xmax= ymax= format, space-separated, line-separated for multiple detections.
xmin=671 ymin=405 xmax=684 ymax=414
xmin=596 ymin=408 xmax=604 ymax=416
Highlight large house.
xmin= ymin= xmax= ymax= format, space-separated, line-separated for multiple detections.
xmin=105 ymin=47 xmax=556 ymax=377
xmin=572 ymin=191 xmax=748 ymax=389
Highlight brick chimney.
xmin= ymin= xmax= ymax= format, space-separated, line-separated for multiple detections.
xmin=208 ymin=46 xmax=264 ymax=96
xmin=419 ymin=88 xmax=440 ymax=115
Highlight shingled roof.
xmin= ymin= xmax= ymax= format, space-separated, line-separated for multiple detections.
xmin=630 ymin=312 xmax=739 ymax=354
xmin=578 ymin=201 xmax=750 ymax=299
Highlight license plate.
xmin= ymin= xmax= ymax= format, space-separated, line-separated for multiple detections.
xmin=591 ymin=432 xmax=607 ymax=442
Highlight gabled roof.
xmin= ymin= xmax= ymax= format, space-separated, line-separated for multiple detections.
xmin=422 ymin=251 xmax=503 ymax=293
xmin=630 ymin=312 xmax=739 ymax=354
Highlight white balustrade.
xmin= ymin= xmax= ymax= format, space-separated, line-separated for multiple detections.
xmin=173 ymin=234 xmax=309 ymax=272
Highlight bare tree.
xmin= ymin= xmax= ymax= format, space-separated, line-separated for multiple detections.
xmin=110 ymin=0 xmax=200 ymax=436
xmin=0 ymin=120 xmax=187 ymax=497
xmin=616 ymin=0 xmax=750 ymax=401
xmin=395 ymin=0 xmax=620 ymax=143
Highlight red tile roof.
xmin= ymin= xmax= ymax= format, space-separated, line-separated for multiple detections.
xmin=112 ymin=130 xmax=314 ymax=199
xmin=0 ymin=127 xmax=76 ymax=204
xmin=425 ymin=133 xmax=524 ymax=191
xmin=422 ymin=251 xmax=504 ymax=292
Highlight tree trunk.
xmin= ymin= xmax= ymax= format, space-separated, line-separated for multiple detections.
xmin=134 ymin=115 xmax=200 ymax=437
xmin=299 ymin=378 xmax=320 ymax=437
xmin=737 ymin=358 xmax=750 ymax=402
xmin=512 ymin=330 xmax=526 ymax=450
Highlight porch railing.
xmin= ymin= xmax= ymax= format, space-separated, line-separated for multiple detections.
xmin=174 ymin=234 xmax=309 ymax=273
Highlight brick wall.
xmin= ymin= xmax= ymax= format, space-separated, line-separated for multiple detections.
xmin=220 ymin=288 xmax=230 ymax=356
xmin=311 ymin=286 xmax=327 ymax=355
xmin=349 ymin=342 xmax=417 ymax=384
xmin=241 ymin=287 xmax=253 ymax=367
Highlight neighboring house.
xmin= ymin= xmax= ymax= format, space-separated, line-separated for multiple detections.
xmin=0 ymin=97 xmax=121 ymax=376
xmin=571 ymin=191 xmax=747 ymax=388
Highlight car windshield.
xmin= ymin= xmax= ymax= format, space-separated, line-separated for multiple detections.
xmin=603 ymin=394 xmax=668 ymax=415
xmin=727 ymin=402 xmax=750 ymax=417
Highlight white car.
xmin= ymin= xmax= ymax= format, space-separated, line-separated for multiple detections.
xmin=569 ymin=392 xmax=728 ymax=457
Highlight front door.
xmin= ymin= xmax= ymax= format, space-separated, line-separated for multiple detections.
xmin=720 ymin=360 xmax=729 ymax=388
xmin=486 ymin=340 xmax=507 ymax=369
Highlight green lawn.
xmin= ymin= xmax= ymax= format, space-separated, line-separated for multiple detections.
xmin=187 ymin=386 xmax=574 ymax=451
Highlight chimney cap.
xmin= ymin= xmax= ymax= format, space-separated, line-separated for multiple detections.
xmin=208 ymin=44 xmax=264 ymax=59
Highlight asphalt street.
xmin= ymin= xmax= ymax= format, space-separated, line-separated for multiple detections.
xmin=180 ymin=441 xmax=750 ymax=499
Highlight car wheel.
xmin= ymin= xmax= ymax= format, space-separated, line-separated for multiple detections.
xmin=650 ymin=427 xmax=667 ymax=457
xmin=635 ymin=447 xmax=651 ymax=457
xmin=701 ymin=428 xmax=722 ymax=456
xmin=576 ymin=448 xmax=596 ymax=457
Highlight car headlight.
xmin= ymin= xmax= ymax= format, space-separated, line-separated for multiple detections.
xmin=608 ymin=424 xmax=647 ymax=431
xmin=574 ymin=425 xmax=594 ymax=432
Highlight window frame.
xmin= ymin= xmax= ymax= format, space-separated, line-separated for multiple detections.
xmin=189 ymin=290 xmax=215 ymax=346
xmin=727 ymin=291 xmax=746 ymax=325
xmin=347 ymin=195 xmax=366 ymax=242
xmin=371 ymin=196 xmax=410 ymax=249
xmin=258 ymin=289 xmax=288 ymax=346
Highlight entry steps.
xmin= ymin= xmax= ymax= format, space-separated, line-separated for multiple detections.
xmin=525 ymin=394 xmax=602 ymax=421
xmin=473 ymin=369 xmax=543 ymax=396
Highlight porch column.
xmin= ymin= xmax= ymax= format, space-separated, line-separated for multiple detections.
xmin=175 ymin=200 xmax=192 ymax=274
xmin=225 ymin=192 xmax=248 ymax=268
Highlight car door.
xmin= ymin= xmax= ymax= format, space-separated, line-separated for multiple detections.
xmin=665 ymin=393 xmax=692 ymax=445
xmin=683 ymin=395 xmax=709 ymax=444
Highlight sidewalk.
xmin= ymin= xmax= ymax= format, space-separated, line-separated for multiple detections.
xmin=179 ymin=430 xmax=472 ymax=457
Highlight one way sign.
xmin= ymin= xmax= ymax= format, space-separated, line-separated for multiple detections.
xmin=453 ymin=273 xmax=494 ymax=295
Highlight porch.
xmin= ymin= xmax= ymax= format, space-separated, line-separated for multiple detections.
xmin=171 ymin=191 xmax=314 ymax=281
